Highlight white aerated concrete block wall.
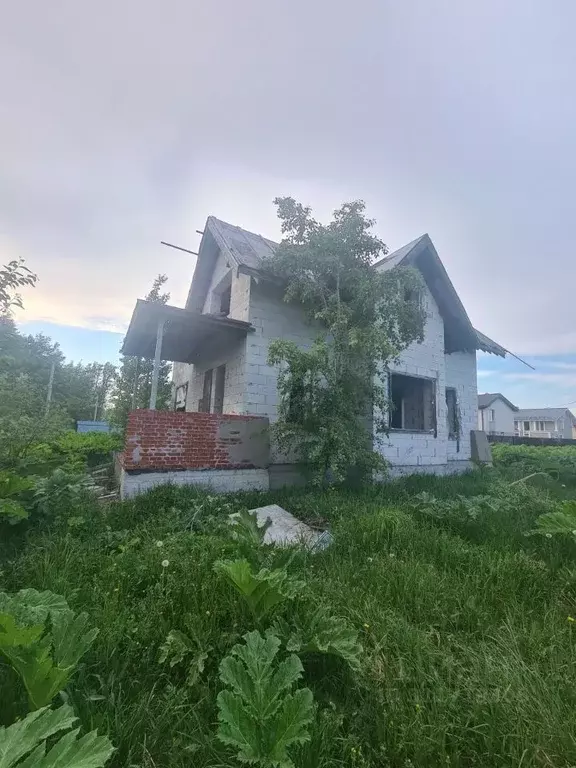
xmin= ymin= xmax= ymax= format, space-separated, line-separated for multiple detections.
xmin=120 ymin=468 xmax=269 ymax=498
xmin=245 ymin=284 xmax=319 ymax=421
xmin=188 ymin=342 xmax=246 ymax=413
xmin=377 ymin=284 xmax=448 ymax=470
xmin=445 ymin=350 xmax=477 ymax=464
xmin=174 ymin=249 xmax=253 ymax=415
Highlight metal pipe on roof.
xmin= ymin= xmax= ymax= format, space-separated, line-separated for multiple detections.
xmin=160 ymin=241 xmax=198 ymax=256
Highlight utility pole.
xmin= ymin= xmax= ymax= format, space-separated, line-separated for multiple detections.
xmin=93 ymin=365 xmax=102 ymax=422
xmin=45 ymin=360 xmax=55 ymax=417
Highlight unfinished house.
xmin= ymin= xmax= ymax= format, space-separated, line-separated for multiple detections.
xmin=120 ymin=217 xmax=507 ymax=496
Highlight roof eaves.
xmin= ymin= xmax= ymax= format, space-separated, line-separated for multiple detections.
xmin=206 ymin=217 xmax=242 ymax=268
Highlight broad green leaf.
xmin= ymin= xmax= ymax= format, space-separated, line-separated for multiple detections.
xmin=0 ymin=471 xmax=34 ymax=499
xmin=21 ymin=727 xmax=114 ymax=768
xmin=273 ymin=606 xmax=362 ymax=671
xmin=214 ymin=560 xmax=303 ymax=620
xmin=267 ymin=688 xmax=314 ymax=766
xmin=532 ymin=506 xmax=576 ymax=537
xmin=0 ymin=590 xmax=98 ymax=709
xmin=0 ymin=706 xmax=77 ymax=768
xmin=0 ymin=591 xmax=69 ymax=628
xmin=158 ymin=629 xmax=210 ymax=686
xmin=0 ymin=614 xmax=44 ymax=649
xmin=217 ymin=631 xmax=312 ymax=767
xmin=0 ymin=499 xmax=29 ymax=524
xmin=51 ymin=611 xmax=99 ymax=671
xmin=216 ymin=690 xmax=260 ymax=762
xmin=229 ymin=509 xmax=272 ymax=548
xmin=158 ymin=630 xmax=194 ymax=668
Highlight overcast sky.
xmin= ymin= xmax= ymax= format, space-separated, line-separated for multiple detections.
xmin=2 ymin=0 xmax=576 ymax=408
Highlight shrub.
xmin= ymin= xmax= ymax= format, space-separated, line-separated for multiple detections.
xmin=492 ymin=443 xmax=576 ymax=486
xmin=32 ymin=469 xmax=99 ymax=521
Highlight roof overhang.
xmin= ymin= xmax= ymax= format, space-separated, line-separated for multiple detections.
xmin=121 ymin=300 xmax=253 ymax=363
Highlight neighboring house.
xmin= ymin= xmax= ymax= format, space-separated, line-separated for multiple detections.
xmin=513 ymin=409 xmax=576 ymax=439
xmin=122 ymin=217 xmax=508 ymax=486
xmin=477 ymin=393 xmax=518 ymax=434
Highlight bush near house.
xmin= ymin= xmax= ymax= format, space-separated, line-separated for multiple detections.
xmin=2 ymin=445 xmax=576 ymax=767
xmin=492 ymin=442 xmax=576 ymax=487
xmin=5 ymin=430 xmax=123 ymax=475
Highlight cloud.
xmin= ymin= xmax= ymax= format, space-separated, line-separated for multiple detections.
xmin=3 ymin=0 xmax=576 ymax=362
xmin=477 ymin=370 xmax=497 ymax=379
xmin=503 ymin=371 xmax=576 ymax=385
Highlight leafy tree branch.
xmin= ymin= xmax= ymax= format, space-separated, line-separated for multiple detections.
xmin=263 ymin=197 xmax=426 ymax=483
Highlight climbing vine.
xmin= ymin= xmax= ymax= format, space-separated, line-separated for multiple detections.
xmin=263 ymin=197 xmax=427 ymax=484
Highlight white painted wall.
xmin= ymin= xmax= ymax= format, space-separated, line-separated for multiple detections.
xmin=478 ymin=397 xmax=516 ymax=434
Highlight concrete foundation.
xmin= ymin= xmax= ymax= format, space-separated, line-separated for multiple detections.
xmin=120 ymin=467 xmax=269 ymax=498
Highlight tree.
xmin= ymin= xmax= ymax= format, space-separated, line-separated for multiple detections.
xmin=110 ymin=275 xmax=172 ymax=429
xmin=262 ymin=197 xmax=426 ymax=484
xmin=0 ymin=258 xmax=38 ymax=317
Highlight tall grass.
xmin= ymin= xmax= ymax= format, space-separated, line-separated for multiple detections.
xmin=2 ymin=465 xmax=576 ymax=766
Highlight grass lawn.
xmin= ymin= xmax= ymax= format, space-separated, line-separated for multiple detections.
xmin=3 ymin=464 xmax=576 ymax=766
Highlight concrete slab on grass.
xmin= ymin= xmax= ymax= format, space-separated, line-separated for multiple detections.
xmin=247 ymin=504 xmax=332 ymax=550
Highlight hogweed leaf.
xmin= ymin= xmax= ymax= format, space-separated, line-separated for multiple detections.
xmin=0 ymin=706 xmax=76 ymax=768
xmin=21 ymin=727 xmax=114 ymax=768
xmin=216 ymin=690 xmax=260 ymax=762
xmin=158 ymin=630 xmax=194 ymax=668
xmin=0 ymin=590 xmax=98 ymax=709
xmin=158 ymin=629 xmax=211 ymax=686
xmin=0 ymin=591 xmax=68 ymax=628
xmin=532 ymin=505 xmax=576 ymax=537
xmin=272 ymin=607 xmax=362 ymax=671
xmin=214 ymin=560 xmax=303 ymax=621
xmin=0 ymin=499 xmax=29 ymax=524
xmin=214 ymin=559 xmax=257 ymax=597
xmin=229 ymin=509 xmax=272 ymax=548
xmin=267 ymin=688 xmax=314 ymax=766
xmin=0 ymin=613 xmax=44 ymax=649
xmin=219 ymin=656 xmax=255 ymax=707
xmin=217 ymin=631 xmax=313 ymax=767
xmin=51 ymin=611 xmax=99 ymax=671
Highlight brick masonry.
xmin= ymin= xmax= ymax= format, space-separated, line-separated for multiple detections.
xmin=121 ymin=410 xmax=269 ymax=472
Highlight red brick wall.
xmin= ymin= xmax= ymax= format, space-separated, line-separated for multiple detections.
xmin=122 ymin=410 xmax=268 ymax=471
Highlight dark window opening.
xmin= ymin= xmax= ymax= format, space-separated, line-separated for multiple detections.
xmin=199 ymin=369 xmax=213 ymax=412
xmin=175 ymin=383 xmax=188 ymax=412
xmin=219 ymin=285 xmax=231 ymax=316
xmin=390 ymin=373 xmax=436 ymax=433
xmin=213 ymin=365 xmax=226 ymax=414
xmin=446 ymin=387 xmax=458 ymax=439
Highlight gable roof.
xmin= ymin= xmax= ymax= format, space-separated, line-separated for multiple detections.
xmin=515 ymin=408 xmax=576 ymax=425
xmin=374 ymin=234 xmax=506 ymax=356
xmin=187 ymin=218 xmax=506 ymax=356
xmin=478 ymin=393 xmax=518 ymax=411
